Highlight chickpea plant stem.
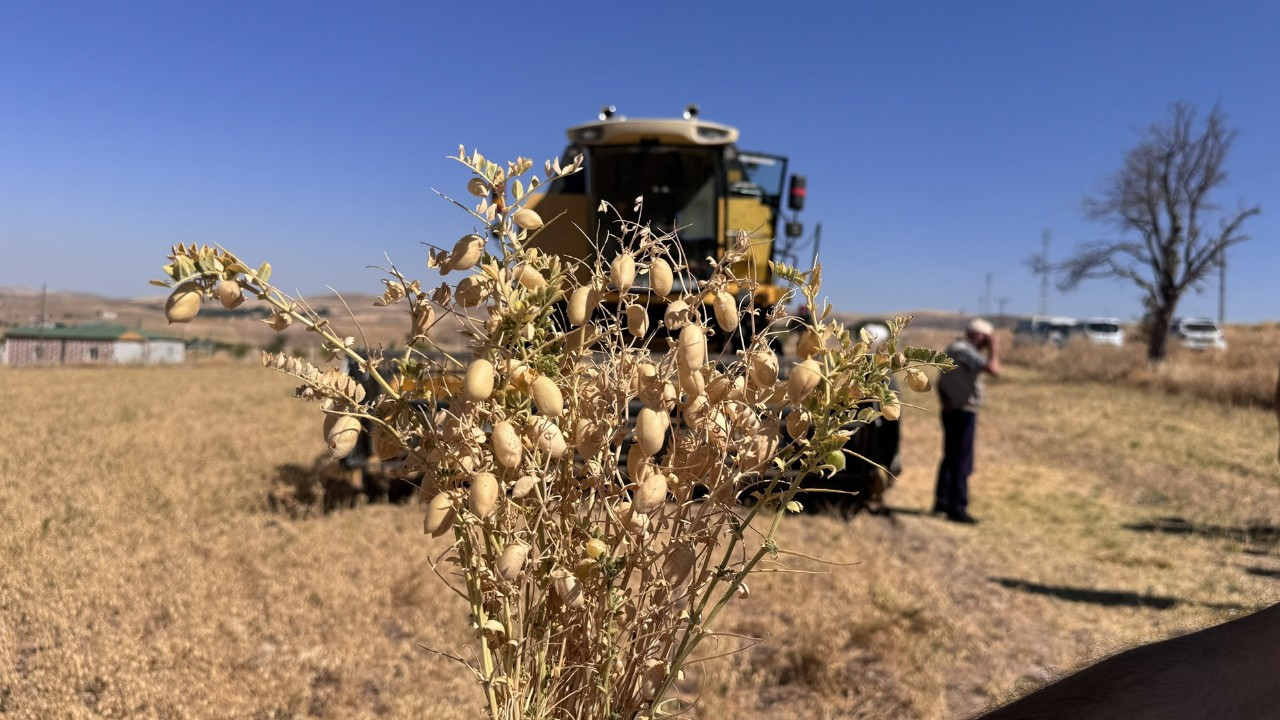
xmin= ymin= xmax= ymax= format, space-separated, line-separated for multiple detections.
xmin=153 ymin=148 xmax=951 ymax=720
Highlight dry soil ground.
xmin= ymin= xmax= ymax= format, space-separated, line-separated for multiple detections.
xmin=1 ymin=362 xmax=1277 ymax=719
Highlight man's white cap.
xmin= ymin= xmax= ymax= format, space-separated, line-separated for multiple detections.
xmin=860 ymin=322 xmax=890 ymax=348
xmin=966 ymin=318 xmax=994 ymax=335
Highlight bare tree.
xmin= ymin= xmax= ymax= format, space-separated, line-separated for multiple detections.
xmin=1059 ymin=103 xmax=1260 ymax=362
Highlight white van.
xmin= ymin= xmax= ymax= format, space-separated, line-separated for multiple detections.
xmin=1170 ymin=318 xmax=1227 ymax=351
xmin=1013 ymin=315 xmax=1077 ymax=347
xmin=1073 ymin=318 xmax=1125 ymax=346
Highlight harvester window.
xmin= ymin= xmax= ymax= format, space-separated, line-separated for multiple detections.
xmin=589 ymin=146 xmax=719 ymax=276
xmin=734 ymin=152 xmax=787 ymax=208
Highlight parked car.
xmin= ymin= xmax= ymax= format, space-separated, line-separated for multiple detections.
xmin=1013 ymin=315 xmax=1077 ymax=347
xmin=1171 ymin=317 xmax=1227 ymax=351
xmin=1073 ymin=318 xmax=1125 ymax=346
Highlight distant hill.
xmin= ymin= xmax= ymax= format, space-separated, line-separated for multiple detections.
xmin=835 ymin=309 xmax=974 ymax=334
xmin=0 ymin=285 xmax=464 ymax=351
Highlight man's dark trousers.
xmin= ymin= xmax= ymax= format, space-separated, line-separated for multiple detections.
xmin=935 ymin=409 xmax=977 ymax=515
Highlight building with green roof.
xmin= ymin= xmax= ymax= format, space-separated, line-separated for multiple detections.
xmin=1 ymin=324 xmax=186 ymax=366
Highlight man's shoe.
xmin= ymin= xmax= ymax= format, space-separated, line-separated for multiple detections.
xmin=946 ymin=512 xmax=979 ymax=525
xmin=931 ymin=504 xmax=950 ymax=515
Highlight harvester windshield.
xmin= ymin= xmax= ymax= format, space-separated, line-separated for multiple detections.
xmin=732 ymin=152 xmax=786 ymax=202
xmin=590 ymin=145 xmax=719 ymax=277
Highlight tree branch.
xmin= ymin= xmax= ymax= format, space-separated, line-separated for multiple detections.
xmin=1057 ymin=241 xmax=1154 ymax=295
xmin=1181 ymin=205 xmax=1262 ymax=290
xmin=1061 ymin=102 xmax=1260 ymax=361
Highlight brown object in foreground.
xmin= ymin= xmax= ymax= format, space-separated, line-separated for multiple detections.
xmin=975 ymin=603 xmax=1280 ymax=720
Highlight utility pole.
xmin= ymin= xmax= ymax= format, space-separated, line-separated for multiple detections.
xmin=1218 ymin=245 xmax=1226 ymax=328
xmin=1039 ymin=229 xmax=1050 ymax=316
xmin=997 ymin=297 xmax=1009 ymax=325
xmin=810 ymin=223 xmax=823 ymax=272
xmin=983 ymin=272 xmax=993 ymax=316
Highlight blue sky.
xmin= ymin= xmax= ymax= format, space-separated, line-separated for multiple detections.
xmin=2 ymin=1 xmax=1277 ymax=322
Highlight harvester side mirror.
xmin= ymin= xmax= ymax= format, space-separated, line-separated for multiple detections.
xmin=787 ymin=175 xmax=806 ymax=212
xmin=785 ymin=221 xmax=804 ymax=239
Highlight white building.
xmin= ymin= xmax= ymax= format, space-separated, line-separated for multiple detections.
xmin=1 ymin=324 xmax=187 ymax=366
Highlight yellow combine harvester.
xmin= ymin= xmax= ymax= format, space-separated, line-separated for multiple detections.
xmin=525 ymin=105 xmax=812 ymax=347
xmin=318 ymin=108 xmax=819 ymax=509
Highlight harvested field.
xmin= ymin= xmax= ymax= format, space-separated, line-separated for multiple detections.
xmin=1 ymin=360 xmax=1277 ymax=718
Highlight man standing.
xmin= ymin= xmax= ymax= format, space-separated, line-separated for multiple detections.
xmin=934 ymin=318 xmax=1001 ymax=524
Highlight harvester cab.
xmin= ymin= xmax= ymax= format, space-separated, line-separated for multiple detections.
xmin=525 ymin=105 xmax=812 ymax=347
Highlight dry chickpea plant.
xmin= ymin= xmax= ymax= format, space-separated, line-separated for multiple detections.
xmin=153 ymin=148 xmax=952 ymax=719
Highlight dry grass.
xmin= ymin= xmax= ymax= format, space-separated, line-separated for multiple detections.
xmin=0 ymin=367 xmax=475 ymax=718
xmin=1002 ymin=323 xmax=1280 ymax=409
xmin=2 ymin=363 xmax=1278 ymax=718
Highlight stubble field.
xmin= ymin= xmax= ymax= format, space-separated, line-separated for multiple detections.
xmin=2 ymin=348 xmax=1278 ymax=718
